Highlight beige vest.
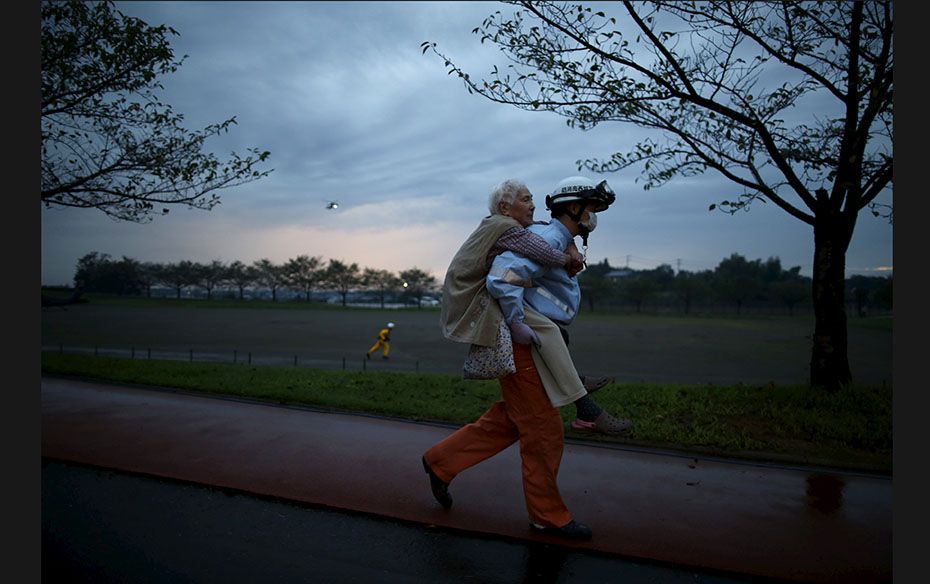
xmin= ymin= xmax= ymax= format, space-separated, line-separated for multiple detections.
xmin=439 ymin=214 xmax=521 ymax=347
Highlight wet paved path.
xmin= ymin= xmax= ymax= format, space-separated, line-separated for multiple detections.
xmin=43 ymin=461 xmax=757 ymax=583
xmin=41 ymin=376 xmax=892 ymax=583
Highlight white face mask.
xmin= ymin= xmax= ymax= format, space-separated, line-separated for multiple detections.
xmin=579 ymin=211 xmax=597 ymax=233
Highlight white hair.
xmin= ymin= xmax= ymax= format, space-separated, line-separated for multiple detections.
xmin=487 ymin=179 xmax=529 ymax=215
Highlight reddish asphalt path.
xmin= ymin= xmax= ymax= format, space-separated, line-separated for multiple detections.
xmin=41 ymin=376 xmax=892 ymax=583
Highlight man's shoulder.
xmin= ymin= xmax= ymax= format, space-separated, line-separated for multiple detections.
xmin=525 ymin=221 xmax=549 ymax=235
xmin=527 ymin=220 xmax=567 ymax=243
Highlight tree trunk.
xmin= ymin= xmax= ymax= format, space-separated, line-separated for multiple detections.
xmin=810 ymin=212 xmax=854 ymax=390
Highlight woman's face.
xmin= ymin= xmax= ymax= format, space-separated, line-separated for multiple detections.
xmin=501 ymin=189 xmax=535 ymax=227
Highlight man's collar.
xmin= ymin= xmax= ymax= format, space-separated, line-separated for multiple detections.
xmin=551 ymin=219 xmax=573 ymax=239
xmin=531 ymin=219 xmax=572 ymax=240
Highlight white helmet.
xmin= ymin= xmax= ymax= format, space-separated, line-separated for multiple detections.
xmin=545 ymin=176 xmax=616 ymax=212
xmin=387 ymin=322 xmax=395 ymax=328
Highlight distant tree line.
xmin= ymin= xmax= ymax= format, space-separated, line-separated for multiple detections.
xmin=69 ymin=252 xmax=438 ymax=308
xmin=578 ymin=254 xmax=892 ymax=317
xmin=65 ymin=250 xmax=891 ymax=316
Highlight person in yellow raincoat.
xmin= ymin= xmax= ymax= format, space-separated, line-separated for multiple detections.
xmin=366 ymin=322 xmax=395 ymax=359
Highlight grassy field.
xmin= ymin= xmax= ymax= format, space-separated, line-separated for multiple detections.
xmin=42 ymin=295 xmax=892 ymax=473
xmin=42 ymin=297 xmax=892 ymax=386
xmin=41 ymin=351 xmax=892 ymax=474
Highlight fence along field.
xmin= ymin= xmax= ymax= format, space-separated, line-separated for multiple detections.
xmin=41 ymin=303 xmax=892 ymax=387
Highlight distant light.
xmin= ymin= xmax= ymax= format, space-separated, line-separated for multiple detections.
xmin=402 ymin=282 xmax=408 ymax=288
xmin=326 ymin=201 xmax=339 ymax=210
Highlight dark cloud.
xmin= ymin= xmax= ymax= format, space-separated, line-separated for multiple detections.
xmin=41 ymin=1 xmax=892 ymax=284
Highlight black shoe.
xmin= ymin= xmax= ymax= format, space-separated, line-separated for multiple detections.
xmin=530 ymin=519 xmax=592 ymax=540
xmin=421 ymin=456 xmax=452 ymax=509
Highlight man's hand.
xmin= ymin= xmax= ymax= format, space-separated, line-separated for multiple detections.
xmin=565 ymin=256 xmax=584 ymax=277
xmin=509 ymin=321 xmax=540 ymax=346
xmin=565 ymin=245 xmax=585 ymax=277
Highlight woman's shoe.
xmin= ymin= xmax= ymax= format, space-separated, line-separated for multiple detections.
xmin=570 ymin=418 xmax=597 ymax=432
xmin=581 ymin=375 xmax=614 ymax=394
xmin=571 ymin=411 xmax=632 ymax=436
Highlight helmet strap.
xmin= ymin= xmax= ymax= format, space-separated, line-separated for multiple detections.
xmin=565 ymin=202 xmax=585 ymax=225
xmin=568 ymin=202 xmax=588 ymax=244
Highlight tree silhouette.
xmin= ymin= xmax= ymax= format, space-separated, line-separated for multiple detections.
xmin=285 ymin=255 xmax=323 ymax=302
xmin=323 ymin=260 xmax=361 ymax=307
xmin=362 ymin=268 xmax=402 ymax=309
xmin=191 ymin=260 xmax=226 ymax=300
xmin=252 ymin=259 xmax=286 ymax=302
xmin=159 ymin=260 xmax=198 ymax=299
xmin=399 ymin=267 xmax=438 ymax=308
xmin=423 ymin=0 xmax=892 ymax=390
xmin=41 ymin=0 xmax=272 ymax=222
xmin=772 ymin=277 xmax=809 ymax=316
xmin=73 ymin=252 xmax=144 ymax=295
xmin=674 ymin=270 xmax=711 ymax=315
xmin=715 ymin=253 xmax=763 ymax=315
xmin=224 ymin=260 xmax=259 ymax=300
xmin=620 ymin=275 xmax=658 ymax=313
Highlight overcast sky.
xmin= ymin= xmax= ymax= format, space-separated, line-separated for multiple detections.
xmin=40 ymin=0 xmax=893 ymax=286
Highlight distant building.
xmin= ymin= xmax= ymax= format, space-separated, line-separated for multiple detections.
xmin=605 ymin=268 xmax=634 ymax=281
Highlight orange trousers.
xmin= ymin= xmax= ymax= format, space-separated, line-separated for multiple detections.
xmin=423 ymin=342 xmax=572 ymax=528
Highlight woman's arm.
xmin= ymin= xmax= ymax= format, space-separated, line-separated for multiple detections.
xmin=494 ymin=226 xmax=567 ymax=267
xmin=495 ymin=226 xmax=584 ymax=275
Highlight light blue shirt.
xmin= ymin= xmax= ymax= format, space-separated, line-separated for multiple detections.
xmin=486 ymin=220 xmax=580 ymax=326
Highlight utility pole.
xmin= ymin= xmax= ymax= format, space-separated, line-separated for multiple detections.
xmin=676 ymin=258 xmax=682 ymax=273
xmin=626 ymin=254 xmax=631 ymax=268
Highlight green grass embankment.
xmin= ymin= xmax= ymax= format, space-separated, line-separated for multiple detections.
xmin=42 ymin=352 xmax=892 ymax=474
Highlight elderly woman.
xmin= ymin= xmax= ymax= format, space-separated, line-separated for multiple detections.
xmin=439 ymin=178 xmax=616 ymax=424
